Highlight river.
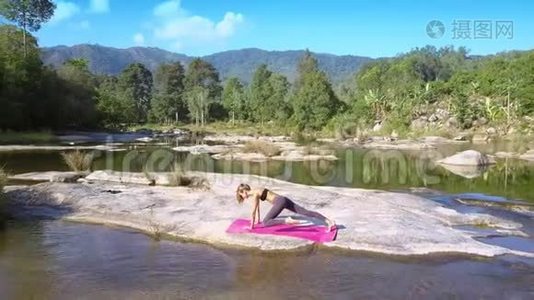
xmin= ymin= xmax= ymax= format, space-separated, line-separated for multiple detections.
xmin=0 ymin=135 xmax=533 ymax=299
xmin=1 ymin=220 xmax=533 ymax=299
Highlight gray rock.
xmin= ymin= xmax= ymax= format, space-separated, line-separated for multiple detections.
xmin=428 ymin=114 xmax=439 ymax=122
xmin=212 ymin=152 xmax=268 ymax=161
xmin=5 ymin=172 xmax=531 ymax=257
xmin=9 ymin=171 xmax=87 ymax=183
xmin=435 ymin=108 xmax=450 ymax=120
xmin=173 ymin=144 xmax=236 ymax=154
xmin=420 ymin=136 xmax=468 ymax=144
xmin=372 ymin=122 xmax=383 ymax=132
xmin=203 ymin=134 xmax=290 ymax=144
xmin=361 ymin=140 xmax=436 ymax=150
xmin=519 ymin=150 xmax=534 ymax=162
xmin=85 ymin=170 xmax=153 ymax=185
xmin=486 ymin=127 xmax=497 ymax=135
xmin=51 ymin=173 xmax=87 ymax=183
xmin=445 ymin=117 xmax=458 ymax=128
xmin=420 ymin=136 xmax=451 ymax=143
xmin=438 ymin=150 xmax=496 ymax=166
xmin=0 ymin=145 xmax=122 ymax=152
xmin=272 ymin=151 xmax=338 ymax=161
xmin=136 ymin=137 xmax=154 ymax=143
xmin=495 ymin=152 xmax=519 ymax=159
xmin=410 ymin=118 xmax=427 ymax=130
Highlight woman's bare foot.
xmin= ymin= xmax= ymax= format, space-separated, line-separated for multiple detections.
xmin=325 ymin=219 xmax=336 ymax=232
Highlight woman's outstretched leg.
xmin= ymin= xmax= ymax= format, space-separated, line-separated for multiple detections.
xmin=286 ymin=198 xmax=335 ymax=231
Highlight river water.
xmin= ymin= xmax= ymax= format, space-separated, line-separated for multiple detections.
xmin=1 ymin=136 xmax=533 ymax=299
xmin=1 ymin=220 xmax=533 ymax=299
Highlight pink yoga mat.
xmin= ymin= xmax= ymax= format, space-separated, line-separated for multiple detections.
xmin=226 ymin=219 xmax=337 ymax=243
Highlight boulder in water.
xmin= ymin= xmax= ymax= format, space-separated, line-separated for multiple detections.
xmin=438 ymin=150 xmax=496 ymax=166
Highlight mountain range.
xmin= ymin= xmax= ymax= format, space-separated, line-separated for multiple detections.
xmin=41 ymin=44 xmax=374 ymax=84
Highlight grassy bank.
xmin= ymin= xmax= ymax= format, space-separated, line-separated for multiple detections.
xmin=0 ymin=131 xmax=57 ymax=144
xmin=127 ymin=121 xmax=534 ymax=145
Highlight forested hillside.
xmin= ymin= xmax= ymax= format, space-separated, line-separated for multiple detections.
xmin=41 ymin=45 xmax=373 ymax=84
xmin=2 ymin=28 xmax=534 ymax=136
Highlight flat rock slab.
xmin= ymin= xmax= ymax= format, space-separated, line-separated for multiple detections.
xmin=0 ymin=145 xmax=123 ymax=152
xmin=212 ymin=152 xmax=269 ymax=161
xmin=173 ymin=144 xmax=239 ymax=154
xmin=360 ymin=140 xmax=437 ymax=150
xmin=495 ymin=151 xmax=520 ymax=159
xmin=203 ymin=135 xmax=290 ymax=144
xmin=85 ymin=170 xmax=154 ymax=185
xmin=212 ymin=151 xmax=338 ymax=162
xmin=5 ymin=172 xmax=533 ymax=257
xmin=9 ymin=171 xmax=87 ymax=183
xmin=419 ymin=136 xmax=468 ymax=144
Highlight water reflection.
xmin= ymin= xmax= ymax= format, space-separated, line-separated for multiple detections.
xmin=1 ymin=221 xmax=533 ymax=299
xmin=1 ymin=145 xmax=533 ymax=201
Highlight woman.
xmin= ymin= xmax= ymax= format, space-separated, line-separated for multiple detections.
xmin=236 ymin=183 xmax=335 ymax=231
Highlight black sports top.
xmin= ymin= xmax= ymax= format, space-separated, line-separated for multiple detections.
xmin=260 ymin=188 xmax=269 ymax=201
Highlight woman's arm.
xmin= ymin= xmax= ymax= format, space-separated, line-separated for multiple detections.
xmin=250 ymin=195 xmax=259 ymax=229
xmin=256 ymin=203 xmax=261 ymax=224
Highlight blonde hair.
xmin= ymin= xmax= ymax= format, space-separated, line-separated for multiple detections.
xmin=236 ymin=183 xmax=251 ymax=204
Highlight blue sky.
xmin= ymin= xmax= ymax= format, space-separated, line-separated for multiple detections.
xmin=27 ymin=0 xmax=534 ymax=57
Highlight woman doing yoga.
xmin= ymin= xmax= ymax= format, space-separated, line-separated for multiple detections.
xmin=236 ymin=183 xmax=335 ymax=232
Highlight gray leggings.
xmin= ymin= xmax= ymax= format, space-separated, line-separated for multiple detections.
xmin=262 ymin=196 xmax=327 ymax=226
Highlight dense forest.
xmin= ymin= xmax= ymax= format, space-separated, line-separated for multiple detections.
xmin=1 ymin=1 xmax=533 ymax=136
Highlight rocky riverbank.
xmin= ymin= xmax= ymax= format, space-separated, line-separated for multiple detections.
xmin=4 ymin=171 xmax=533 ymax=257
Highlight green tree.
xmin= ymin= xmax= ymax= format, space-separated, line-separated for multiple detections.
xmin=268 ymin=73 xmax=291 ymax=122
xmin=118 ymin=63 xmax=153 ymax=123
xmin=294 ymin=49 xmax=317 ymax=89
xmin=0 ymin=24 xmax=43 ymax=129
xmin=149 ymin=62 xmax=186 ymax=124
xmin=56 ymin=59 xmax=97 ymax=127
xmin=184 ymin=59 xmax=221 ymax=126
xmin=95 ymin=76 xmax=136 ymax=126
xmin=222 ymin=77 xmax=245 ymax=124
xmin=249 ymin=64 xmax=273 ymax=125
xmin=292 ymin=52 xmax=341 ymax=130
xmin=185 ymin=86 xmax=209 ymax=127
xmin=513 ymin=52 xmax=534 ymax=116
xmin=0 ymin=0 xmax=55 ymax=57
xmin=184 ymin=58 xmax=221 ymax=98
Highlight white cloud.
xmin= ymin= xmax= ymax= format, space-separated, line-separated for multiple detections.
xmin=151 ymin=0 xmax=244 ymax=49
xmin=153 ymin=0 xmax=186 ymax=17
xmin=133 ymin=33 xmax=145 ymax=46
xmin=49 ymin=1 xmax=80 ymax=24
xmin=89 ymin=0 xmax=110 ymax=13
xmin=216 ymin=12 xmax=244 ymax=38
